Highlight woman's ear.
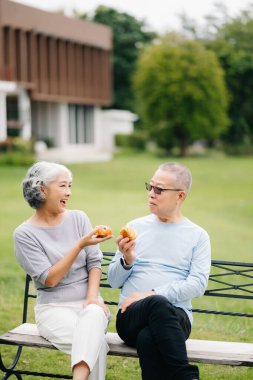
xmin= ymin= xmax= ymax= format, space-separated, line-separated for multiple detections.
xmin=40 ymin=185 xmax=46 ymax=198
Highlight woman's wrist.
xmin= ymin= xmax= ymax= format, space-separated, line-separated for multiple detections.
xmin=86 ymin=295 xmax=99 ymax=301
xmin=77 ymin=239 xmax=86 ymax=250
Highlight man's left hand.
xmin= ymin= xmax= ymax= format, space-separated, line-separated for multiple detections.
xmin=121 ymin=291 xmax=155 ymax=313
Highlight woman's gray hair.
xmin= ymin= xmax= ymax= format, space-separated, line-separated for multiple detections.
xmin=158 ymin=162 xmax=192 ymax=194
xmin=22 ymin=161 xmax=72 ymax=209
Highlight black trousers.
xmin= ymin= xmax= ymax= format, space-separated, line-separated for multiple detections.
xmin=116 ymin=295 xmax=199 ymax=380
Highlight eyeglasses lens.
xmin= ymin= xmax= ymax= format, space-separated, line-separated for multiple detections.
xmin=145 ymin=183 xmax=162 ymax=195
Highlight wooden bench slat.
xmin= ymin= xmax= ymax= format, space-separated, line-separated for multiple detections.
xmin=0 ymin=323 xmax=54 ymax=349
xmin=106 ymin=332 xmax=138 ymax=357
xmin=186 ymin=339 xmax=253 ymax=366
xmin=0 ymin=332 xmax=54 ymax=349
xmin=1 ymin=323 xmax=253 ymax=366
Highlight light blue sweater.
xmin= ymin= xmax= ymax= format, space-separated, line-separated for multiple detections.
xmin=107 ymin=214 xmax=211 ymax=324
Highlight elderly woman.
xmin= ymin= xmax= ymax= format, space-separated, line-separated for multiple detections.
xmin=14 ymin=161 xmax=111 ymax=380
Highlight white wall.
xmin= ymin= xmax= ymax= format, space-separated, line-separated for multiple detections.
xmin=31 ymin=102 xmax=69 ymax=148
xmin=95 ymin=108 xmax=138 ymax=151
xmin=34 ymin=104 xmax=138 ymax=163
xmin=0 ymin=80 xmax=138 ymax=163
xmin=18 ymin=88 xmax=31 ymax=140
xmin=0 ymin=91 xmax=7 ymax=141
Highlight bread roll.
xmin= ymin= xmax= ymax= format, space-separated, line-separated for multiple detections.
xmin=95 ymin=225 xmax=113 ymax=237
xmin=119 ymin=226 xmax=137 ymax=240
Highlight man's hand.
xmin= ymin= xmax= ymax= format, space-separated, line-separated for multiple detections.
xmin=116 ymin=235 xmax=136 ymax=265
xmin=121 ymin=291 xmax=155 ymax=313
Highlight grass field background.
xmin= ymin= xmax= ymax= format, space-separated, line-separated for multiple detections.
xmin=0 ymin=150 xmax=253 ymax=379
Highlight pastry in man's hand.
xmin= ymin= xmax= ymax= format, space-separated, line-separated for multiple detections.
xmin=119 ymin=226 xmax=137 ymax=240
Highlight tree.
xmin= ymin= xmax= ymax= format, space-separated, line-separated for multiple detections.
xmin=81 ymin=6 xmax=156 ymax=111
xmin=133 ymin=34 xmax=229 ymax=156
xmin=204 ymin=9 xmax=253 ymax=145
xmin=180 ymin=3 xmax=253 ymax=147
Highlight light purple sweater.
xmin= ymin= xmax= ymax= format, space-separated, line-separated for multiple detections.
xmin=14 ymin=210 xmax=102 ymax=304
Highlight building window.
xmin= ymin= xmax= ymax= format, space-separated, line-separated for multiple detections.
xmin=69 ymin=105 xmax=94 ymax=144
xmin=6 ymin=95 xmax=22 ymax=137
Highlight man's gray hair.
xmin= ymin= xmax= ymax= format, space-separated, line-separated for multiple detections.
xmin=22 ymin=161 xmax=72 ymax=209
xmin=158 ymin=162 xmax=192 ymax=194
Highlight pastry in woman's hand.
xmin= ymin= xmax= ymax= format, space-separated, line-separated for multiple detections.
xmin=95 ymin=225 xmax=113 ymax=238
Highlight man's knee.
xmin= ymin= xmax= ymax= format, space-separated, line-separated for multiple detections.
xmin=143 ymin=295 xmax=178 ymax=325
xmin=145 ymin=294 xmax=173 ymax=311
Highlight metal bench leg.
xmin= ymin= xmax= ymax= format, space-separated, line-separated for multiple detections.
xmin=0 ymin=347 xmax=23 ymax=379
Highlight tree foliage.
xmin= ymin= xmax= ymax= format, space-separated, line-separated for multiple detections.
xmin=81 ymin=6 xmax=156 ymax=111
xmin=133 ymin=34 xmax=229 ymax=156
xmin=204 ymin=9 xmax=253 ymax=145
xmin=180 ymin=3 xmax=253 ymax=147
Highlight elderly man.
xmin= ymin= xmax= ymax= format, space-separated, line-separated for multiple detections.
xmin=108 ymin=162 xmax=211 ymax=380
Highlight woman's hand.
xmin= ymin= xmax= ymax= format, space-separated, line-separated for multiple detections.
xmin=45 ymin=230 xmax=111 ymax=288
xmin=83 ymin=297 xmax=110 ymax=316
xmin=79 ymin=229 xmax=112 ymax=249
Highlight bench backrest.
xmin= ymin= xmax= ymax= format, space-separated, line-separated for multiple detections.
xmin=22 ymin=252 xmax=253 ymax=323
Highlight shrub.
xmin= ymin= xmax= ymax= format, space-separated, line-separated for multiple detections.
xmin=115 ymin=131 xmax=148 ymax=150
xmin=223 ymin=139 xmax=253 ymax=156
xmin=0 ymin=151 xmax=35 ymax=166
xmin=0 ymin=137 xmax=33 ymax=153
xmin=0 ymin=138 xmax=35 ymax=166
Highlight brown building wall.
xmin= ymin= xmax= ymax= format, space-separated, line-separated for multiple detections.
xmin=0 ymin=0 xmax=112 ymax=106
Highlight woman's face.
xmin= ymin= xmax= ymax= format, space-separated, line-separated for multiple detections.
xmin=41 ymin=172 xmax=72 ymax=213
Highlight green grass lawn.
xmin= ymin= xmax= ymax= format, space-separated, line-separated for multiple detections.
xmin=0 ymin=150 xmax=253 ymax=379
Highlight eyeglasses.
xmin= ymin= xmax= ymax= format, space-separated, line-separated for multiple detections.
xmin=145 ymin=182 xmax=183 ymax=195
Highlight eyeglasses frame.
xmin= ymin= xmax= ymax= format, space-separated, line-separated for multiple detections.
xmin=145 ymin=182 xmax=183 ymax=195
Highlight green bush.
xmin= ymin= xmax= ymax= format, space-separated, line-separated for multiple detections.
xmin=0 ymin=138 xmax=13 ymax=152
xmin=0 ymin=151 xmax=35 ymax=166
xmin=115 ymin=131 xmax=148 ymax=150
xmin=12 ymin=137 xmax=33 ymax=152
xmin=114 ymin=134 xmax=130 ymax=147
xmin=0 ymin=137 xmax=35 ymax=165
xmin=223 ymin=141 xmax=253 ymax=156
xmin=0 ymin=137 xmax=33 ymax=153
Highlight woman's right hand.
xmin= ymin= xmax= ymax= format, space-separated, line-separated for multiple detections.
xmin=78 ymin=229 xmax=112 ymax=249
xmin=83 ymin=297 xmax=110 ymax=316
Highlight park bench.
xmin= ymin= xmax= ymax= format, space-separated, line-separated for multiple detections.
xmin=0 ymin=252 xmax=253 ymax=379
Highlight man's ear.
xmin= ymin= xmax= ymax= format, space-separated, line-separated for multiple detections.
xmin=178 ymin=191 xmax=186 ymax=200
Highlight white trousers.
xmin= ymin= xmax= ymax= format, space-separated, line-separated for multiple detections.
xmin=35 ymin=301 xmax=109 ymax=380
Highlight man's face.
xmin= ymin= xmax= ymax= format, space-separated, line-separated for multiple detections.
xmin=147 ymin=169 xmax=184 ymax=219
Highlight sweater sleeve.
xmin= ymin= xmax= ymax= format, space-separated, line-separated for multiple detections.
xmin=14 ymin=230 xmax=51 ymax=285
xmin=107 ymin=249 xmax=133 ymax=288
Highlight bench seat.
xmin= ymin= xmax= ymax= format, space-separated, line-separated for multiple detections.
xmin=1 ymin=258 xmax=253 ymax=378
xmin=1 ymin=323 xmax=253 ymax=367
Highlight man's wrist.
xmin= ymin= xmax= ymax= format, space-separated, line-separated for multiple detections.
xmin=120 ymin=257 xmax=133 ymax=270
